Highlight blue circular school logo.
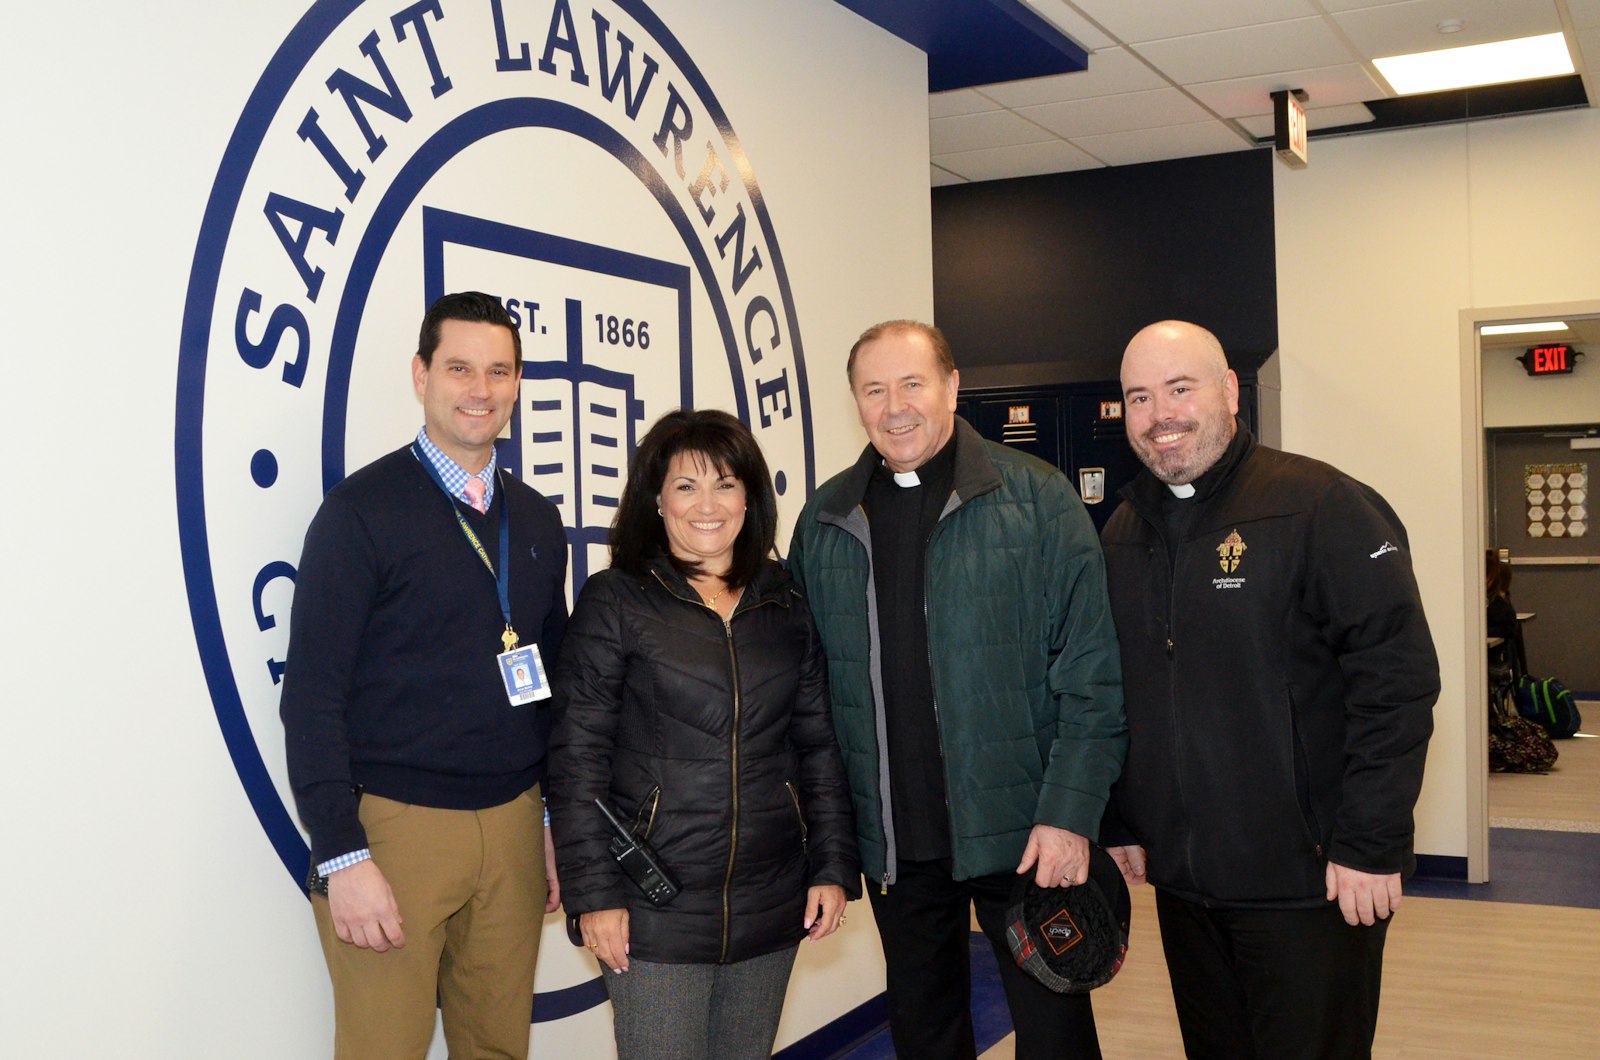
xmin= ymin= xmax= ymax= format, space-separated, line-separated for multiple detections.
xmin=175 ymin=0 xmax=813 ymax=1024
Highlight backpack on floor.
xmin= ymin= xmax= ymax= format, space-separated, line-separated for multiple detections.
xmin=1514 ymin=675 xmax=1583 ymax=739
xmin=1490 ymin=668 xmax=1558 ymax=773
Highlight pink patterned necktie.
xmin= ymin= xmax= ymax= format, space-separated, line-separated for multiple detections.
xmin=463 ymin=476 xmax=487 ymax=513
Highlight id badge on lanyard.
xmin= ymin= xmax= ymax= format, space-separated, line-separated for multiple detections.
xmin=412 ymin=445 xmax=551 ymax=705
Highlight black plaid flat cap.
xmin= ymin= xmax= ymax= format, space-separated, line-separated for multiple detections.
xmin=1004 ymin=844 xmax=1131 ymax=994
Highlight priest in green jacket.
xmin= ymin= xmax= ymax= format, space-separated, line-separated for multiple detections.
xmin=787 ymin=319 xmax=1126 ymax=1060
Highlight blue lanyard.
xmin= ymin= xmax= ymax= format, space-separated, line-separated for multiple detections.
xmin=411 ymin=445 xmax=518 ymax=649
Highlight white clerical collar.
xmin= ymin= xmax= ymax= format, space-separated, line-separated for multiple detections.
xmin=1167 ymin=482 xmax=1196 ymax=498
xmin=892 ymin=469 xmax=921 ymax=488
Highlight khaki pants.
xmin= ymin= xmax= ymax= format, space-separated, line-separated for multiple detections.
xmin=312 ymin=786 xmax=546 ymax=1059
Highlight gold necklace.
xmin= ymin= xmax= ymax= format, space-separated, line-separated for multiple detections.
xmin=700 ymin=583 xmax=736 ymax=608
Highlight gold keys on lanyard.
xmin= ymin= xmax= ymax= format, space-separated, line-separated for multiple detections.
xmin=502 ymin=625 xmax=520 ymax=652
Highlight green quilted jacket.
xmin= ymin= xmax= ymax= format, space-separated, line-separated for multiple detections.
xmin=787 ymin=418 xmax=1125 ymax=887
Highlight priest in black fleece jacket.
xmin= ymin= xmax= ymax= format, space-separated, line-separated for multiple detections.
xmin=1100 ymin=320 xmax=1439 ymax=1060
xmin=280 ymin=292 xmax=568 ymax=1059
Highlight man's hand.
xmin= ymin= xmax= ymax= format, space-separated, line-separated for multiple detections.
xmin=1107 ymin=844 xmax=1148 ymax=887
xmin=543 ymin=824 xmax=561 ymax=914
xmin=803 ymin=884 xmax=848 ymax=941
xmin=327 ymin=859 xmax=406 ymax=951
xmin=1326 ymin=861 xmax=1402 ymax=926
xmin=1016 ymin=824 xmax=1090 ymax=888
xmin=579 ymin=908 xmax=630 ymax=973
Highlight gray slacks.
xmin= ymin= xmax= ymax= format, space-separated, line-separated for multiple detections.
xmin=603 ymin=945 xmax=799 ymax=1059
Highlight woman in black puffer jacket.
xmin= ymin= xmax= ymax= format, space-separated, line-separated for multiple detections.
xmin=549 ymin=409 xmax=859 ymax=1060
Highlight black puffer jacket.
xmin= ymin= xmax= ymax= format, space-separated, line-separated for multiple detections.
xmin=549 ymin=557 xmax=859 ymax=964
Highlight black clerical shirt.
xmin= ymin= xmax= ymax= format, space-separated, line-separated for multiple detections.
xmin=863 ymin=434 xmax=957 ymax=862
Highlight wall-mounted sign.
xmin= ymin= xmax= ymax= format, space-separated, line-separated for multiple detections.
xmin=1272 ymin=88 xmax=1308 ymax=170
xmin=1526 ymin=464 xmax=1587 ymax=537
xmin=1518 ymin=344 xmax=1582 ymax=375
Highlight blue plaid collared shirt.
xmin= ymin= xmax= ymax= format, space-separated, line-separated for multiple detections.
xmin=416 ymin=426 xmax=497 ymax=509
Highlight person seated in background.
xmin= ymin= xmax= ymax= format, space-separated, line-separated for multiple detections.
xmin=1486 ymin=551 xmax=1522 ymax=678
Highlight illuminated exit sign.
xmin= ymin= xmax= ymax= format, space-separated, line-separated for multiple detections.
xmin=1518 ymin=344 xmax=1580 ymax=376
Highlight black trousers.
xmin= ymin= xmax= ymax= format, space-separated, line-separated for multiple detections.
xmin=866 ymin=859 xmax=1101 ymax=1060
xmin=1155 ymin=889 xmax=1391 ymax=1060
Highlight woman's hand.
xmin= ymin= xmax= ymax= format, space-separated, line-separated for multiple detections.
xmin=579 ymin=908 xmax=631 ymax=972
xmin=803 ymin=884 xmax=848 ymax=941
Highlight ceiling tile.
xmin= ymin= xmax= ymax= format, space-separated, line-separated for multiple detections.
xmin=1069 ymin=120 xmax=1256 ymax=166
xmin=931 ymin=164 xmax=968 ymax=187
xmin=1580 ymin=26 xmax=1600 ymax=73
xmin=977 ymin=47 xmax=1168 ymax=108
xmin=929 ymin=109 xmax=1058 ymax=154
xmin=1570 ymin=0 xmax=1600 ymax=31
xmin=1319 ymin=0 xmax=1421 ymax=10
xmin=1236 ymin=102 xmax=1376 ymax=137
xmin=1018 ymin=87 xmax=1212 ymax=138
xmin=930 ymin=88 xmax=1004 ymax=119
xmin=1185 ymin=63 xmax=1385 ymax=118
xmin=1131 ymin=18 xmax=1359 ymax=84
xmin=1018 ymin=0 xmax=1118 ymax=51
xmin=1333 ymin=0 xmax=1562 ymax=60
xmin=933 ymin=139 xmax=1104 ymax=182
xmin=1069 ymin=0 xmax=1318 ymax=46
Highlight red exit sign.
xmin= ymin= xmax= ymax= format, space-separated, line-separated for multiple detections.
xmin=1518 ymin=344 xmax=1579 ymax=376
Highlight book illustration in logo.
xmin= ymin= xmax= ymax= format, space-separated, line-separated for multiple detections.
xmin=424 ymin=207 xmax=689 ymax=595
xmin=517 ymin=347 xmax=648 ymax=593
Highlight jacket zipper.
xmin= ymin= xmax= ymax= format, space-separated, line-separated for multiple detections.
xmin=650 ymin=570 xmax=776 ymax=962
xmin=720 ymin=615 xmax=741 ymax=961
xmin=845 ymin=504 xmax=898 ymax=897
xmin=1144 ymin=516 xmax=1201 ymax=897
xmin=632 ymin=786 xmax=661 ymax=840
xmin=784 ymin=780 xmax=809 ymax=853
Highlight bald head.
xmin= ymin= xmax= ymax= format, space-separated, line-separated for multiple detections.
xmin=1120 ymin=320 xmax=1239 ymax=485
xmin=1123 ymin=320 xmax=1229 ymax=381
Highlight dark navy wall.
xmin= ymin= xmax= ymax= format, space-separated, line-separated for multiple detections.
xmin=932 ymin=149 xmax=1279 ymax=381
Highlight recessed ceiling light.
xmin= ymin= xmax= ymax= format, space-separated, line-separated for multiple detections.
xmin=1375 ymin=32 xmax=1573 ymax=95
xmin=1481 ymin=321 xmax=1569 ymax=335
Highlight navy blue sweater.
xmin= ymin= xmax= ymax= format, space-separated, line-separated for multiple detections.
xmin=281 ymin=446 xmax=569 ymax=865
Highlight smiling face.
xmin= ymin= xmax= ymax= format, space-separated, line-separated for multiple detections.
xmin=850 ymin=328 xmax=959 ymax=474
xmin=657 ymin=450 xmax=748 ymax=575
xmin=1120 ymin=321 xmax=1239 ymax=485
xmin=412 ymin=319 xmax=521 ymax=473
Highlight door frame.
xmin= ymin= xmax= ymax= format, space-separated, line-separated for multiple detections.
xmin=1458 ymin=297 xmax=1600 ymax=882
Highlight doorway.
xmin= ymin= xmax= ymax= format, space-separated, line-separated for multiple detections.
xmin=1462 ymin=302 xmax=1600 ymax=885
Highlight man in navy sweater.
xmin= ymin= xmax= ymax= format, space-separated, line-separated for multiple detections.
xmin=281 ymin=292 xmax=569 ymax=1059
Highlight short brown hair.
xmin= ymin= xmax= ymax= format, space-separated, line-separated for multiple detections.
xmin=846 ymin=320 xmax=956 ymax=385
xmin=416 ymin=291 xmax=521 ymax=368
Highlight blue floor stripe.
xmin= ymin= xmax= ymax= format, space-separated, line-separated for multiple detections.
xmin=833 ymin=933 xmax=1013 ymax=1059
xmin=970 ymin=932 xmax=1012 ymax=1052
xmin=1405 ymin=828 xmax=1600 ymax=909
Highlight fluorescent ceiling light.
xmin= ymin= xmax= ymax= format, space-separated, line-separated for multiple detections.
xmin=1481 ymin=321 xmax=1569 ymax=335
xmin=1375 ymin=33 xmax=1573 ymax=95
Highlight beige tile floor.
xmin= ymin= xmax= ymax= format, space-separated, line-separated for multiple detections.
xmin=978 ymin=707 xmax=1600 ymax=1059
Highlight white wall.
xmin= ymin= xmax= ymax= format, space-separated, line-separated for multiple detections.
xmin=0 ymin=1 xmax=928 ymax=1054
xmin=1483 ymin=337 xmax=1600 ymax=428
xmin=1274 ymin=108 xmax=1600 ymax=865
